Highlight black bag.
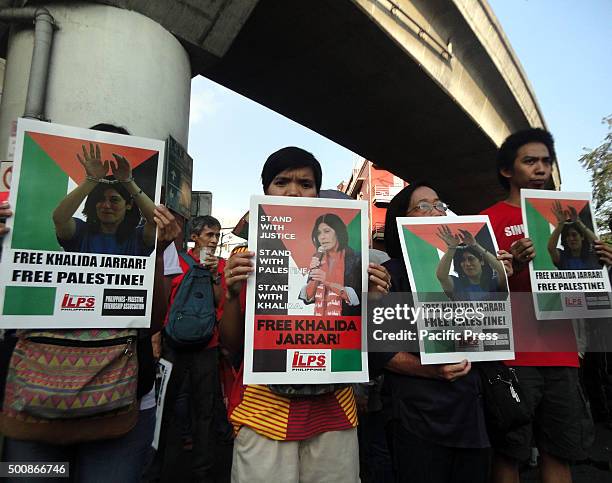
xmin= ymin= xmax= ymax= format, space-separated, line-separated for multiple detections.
xmin=478 ymin=362 xmax=531 ymax=435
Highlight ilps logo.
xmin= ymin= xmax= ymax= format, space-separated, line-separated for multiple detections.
xmin=61 ymin=294 xmax=95 ymax=311
xmin=291 ymin=351 xmax=326 ymax=371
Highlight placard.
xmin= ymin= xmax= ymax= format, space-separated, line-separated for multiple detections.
xmin=397 ymin=215 xmax=514 ymax=364
xmin=244 ymin=195 xmax=369 ymax=384
xmin=521 ymin=189 xmax=611 ymax=320
xmin=0 ymin=119 xmax=164 ymax=328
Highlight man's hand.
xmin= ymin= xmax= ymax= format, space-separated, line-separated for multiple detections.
xmin=594 ymin=240 xmax=612 ymax=266
xmin=0 ymin=201 xmax=12 ymax=237
xmin=153 ymin=205 xmax=181 ymax=252
xmin=510 ymin=237 xmax=535 ymax=270
xmin=225 ymin=251 xmax=255 ymax=298
xmin=428 ymin=359 xmax=471 ymax=382
xmin=203 ymin=254 xmax=219 ymax=273
xmin=77 ymin=143 xmax=109 ymax=179
xmin=497 ymin=250 xmax=513 ymax=277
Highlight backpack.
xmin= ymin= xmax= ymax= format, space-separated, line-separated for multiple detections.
xmin=164 ymin=252 xmax=216 ymax=347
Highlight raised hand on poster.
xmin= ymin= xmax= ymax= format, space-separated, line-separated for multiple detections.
xmin=436 ymin=225 xmax=460 ymax=249
xmin=457 ymin=229 xmax=476 ymax=247
xmin=551 ymin=200 xmax=569 ymax=226
xmin=110 ymin=153 xmax=132 ymax=182
xmin=77 ymin=143 xmax=109 ymax=179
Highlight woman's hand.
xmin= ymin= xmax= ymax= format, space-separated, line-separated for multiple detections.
xmin=568 ymin=205 xmax=579 ymax=223
xmin=594 ymin=240 xmax=612 ymax=266
xmin=497 ymin=250 xmax=513 ymax=278
xmin=310 ymin=268 xmax=327 ymax=284
xmin=77 ymin=143 xmax=109 ymax=179
xmin=429 ymin=359 xmax=471 ymax=382
xmin=110 ymin=153 xmax=132 ymax=182
xmin=437 ymin=225 xmax=460 ymax=249
xmin=368 ymin=263 xmax=391 ymax=294
xmin=0 ymin=201 xmax=12 ymax=237
xmin=309 ymin=256 xmax=321 ymax=270
xmin=552 ymin=200 xmax=568 ymax=225
xmin=225 ymin=251 xmax=255 ymax=298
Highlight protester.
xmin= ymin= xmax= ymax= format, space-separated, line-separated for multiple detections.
xmin=480 ymin=128 xmax=610 ymax=483
xmin=220 ymin=146 xmax=391 ymax=483
xmin=154 ymin=215 xmax=230 ymax=482
xmin=371 ymin=182 xmax=499 ymax=483
xmin=299 ymin=213 xmax=361 ymax=315
xmin=0 ymin=125 xmax=180 ymax=483
xmin=547 ymin=202 xmax=600 ymax=270
xmin=435 ymin=225 xmax=507 ymax=301
xmin=0 ymin=200 xmax=180 ymax=483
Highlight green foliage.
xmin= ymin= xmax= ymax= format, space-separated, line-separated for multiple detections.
xmin=579 ymin=115 xmax=611 ymax=240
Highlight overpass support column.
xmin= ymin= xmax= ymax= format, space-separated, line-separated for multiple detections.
xmin=0 ymin=2 xmax=191 ymax=156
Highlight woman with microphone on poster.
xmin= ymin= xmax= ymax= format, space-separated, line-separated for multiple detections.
xmin=299 ymin=213 xmax=362 ymax=316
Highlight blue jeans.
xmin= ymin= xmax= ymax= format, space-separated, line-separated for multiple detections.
xmin=2 ymin=407 xmax=156 ymax=483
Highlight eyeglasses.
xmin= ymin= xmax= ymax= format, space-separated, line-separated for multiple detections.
xmin=407 ymin=201 xmax=449 ymax=214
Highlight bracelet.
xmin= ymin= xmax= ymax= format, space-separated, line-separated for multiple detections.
xmin=119 ymin=177 xmax=134 ymax=183
xmin=86 ymin=175 xmax=117 ymax=184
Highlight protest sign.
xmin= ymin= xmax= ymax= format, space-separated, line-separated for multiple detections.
xmin=244 ymin=195 xmax=369 ymax=384
xmin=521 ymin=189 xmax=611 ymax=320
xmin=152 ymin=358 xmax=173 ymax=450
xmin=0 ymin=119 xmax=164 ymax=328
xmin=396 ymin=215 xmax=514 ymax=364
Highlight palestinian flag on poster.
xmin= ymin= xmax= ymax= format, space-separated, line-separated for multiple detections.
xmin=521 ymin=189 xmax=611 ymax=319
xmin=0 ymin=119 xmax=163 ymax=323
xmin=244 ymin=195 xmax=369 ymax=385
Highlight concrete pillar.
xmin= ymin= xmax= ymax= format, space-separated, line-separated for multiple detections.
xmin=0 ymin=2 xmax=191 ymax=158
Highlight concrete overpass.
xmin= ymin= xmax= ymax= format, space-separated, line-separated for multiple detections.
xmin=0 ymin=0 xmax=557 ymax=213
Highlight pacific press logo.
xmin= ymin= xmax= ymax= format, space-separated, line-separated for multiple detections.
xmin=61 ymin=294 xmax=96 ymax=311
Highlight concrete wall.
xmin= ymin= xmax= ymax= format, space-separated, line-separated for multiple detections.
xmin=0 ymin=2 xmax=192 ymax=157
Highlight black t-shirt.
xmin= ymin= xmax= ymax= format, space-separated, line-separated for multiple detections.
xmin=370 ymin=258 xmax=490 ymax=449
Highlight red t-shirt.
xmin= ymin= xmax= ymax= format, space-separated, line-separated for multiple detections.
xmin=164 ymin=249 xmax=226 ymax=349
xmin=480 ymin=201 xmax=578 ymax=367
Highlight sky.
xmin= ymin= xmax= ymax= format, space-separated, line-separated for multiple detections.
xmin=187 ymin=0 xmax=611 ymax=229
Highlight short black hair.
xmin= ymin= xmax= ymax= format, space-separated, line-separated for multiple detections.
xmin=311 ymin=213 xmax=349 ymax=250
xmin=190 ymin=215 xmax=221 ymax=236
xmin=384 ymin=182 xmax=439 ymax=260
xmin=90 ymin=123 xmax=130 ymax=136
xmin=496 ymin=128 xmax=556 ymax=190
xmin=261 ymin=147 xmax=322 ymax=193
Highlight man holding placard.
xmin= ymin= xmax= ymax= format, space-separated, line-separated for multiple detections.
xmin=481 ymin=129 xmax=609 ymax=483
